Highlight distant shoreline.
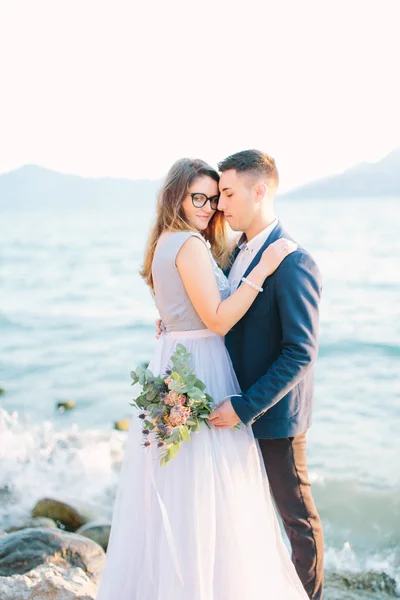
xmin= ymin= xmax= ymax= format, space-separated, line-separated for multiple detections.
xmin=1 ymin=149 xmax=400 ymax=205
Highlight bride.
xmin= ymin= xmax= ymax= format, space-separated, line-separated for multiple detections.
xmin=96 ymin=158 xmax=308 ymax=599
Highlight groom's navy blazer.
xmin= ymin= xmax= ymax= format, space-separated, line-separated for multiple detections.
xmin=225 ymin=221 xmax=322 ymax=439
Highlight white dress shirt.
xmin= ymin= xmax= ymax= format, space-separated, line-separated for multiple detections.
xmin=228 ymin=218 xmax=279 ymax=290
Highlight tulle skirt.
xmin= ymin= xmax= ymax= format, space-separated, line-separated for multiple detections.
xmin=96 ymin=329 xmax=308 ymax=600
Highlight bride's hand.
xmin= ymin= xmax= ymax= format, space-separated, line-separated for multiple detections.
xmin=155 ymin=319 xmax=164 ymax=339
xmin=259 ymin=238 xmax=297 ymax=277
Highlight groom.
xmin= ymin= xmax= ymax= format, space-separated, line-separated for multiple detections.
xmin=209 ymin=150 xmax=324 ymax=599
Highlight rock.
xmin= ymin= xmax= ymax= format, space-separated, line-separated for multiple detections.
xmin=326 ymin=571 xmax=398 ymax=597
xmin=56 ymin=400 xmax=76 ymax=411
xmin=0 ymin=563 xmax=98 ymax=599
xmin=324 ymin=587 xmax=378 ymax=600
xmin=76 ymin=522 xmax=111 ymax=551
xmin=6 ymin=517 xmax=57 ymax=533
xmin=114 ymin=418 xmax=130 ymax=431
xmin=0 ymin=527 xmax=105 ymax=584
xmin=32 ymin=498 xmax=97 ymax=532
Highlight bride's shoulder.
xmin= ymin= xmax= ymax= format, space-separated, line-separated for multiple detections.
xmin=159 ymin=231 xmax=207 ymax=250
xmin=159 ymin=230 xmax=194 ymax=241
xmin=154 ymin=231 xmax=208 ymax=265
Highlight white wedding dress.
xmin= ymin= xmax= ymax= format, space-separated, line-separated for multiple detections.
xmin=96 ymin=232 xmax=308 ymax=600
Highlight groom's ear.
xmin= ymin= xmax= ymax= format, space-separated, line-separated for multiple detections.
xmin=254 ymin=182 xmax=267 ymax=203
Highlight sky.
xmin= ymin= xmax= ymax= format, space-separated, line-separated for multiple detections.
xmin=0 ymin=0 xmax=399 ymax=192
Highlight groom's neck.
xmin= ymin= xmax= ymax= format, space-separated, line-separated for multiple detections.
xmin=244 ymin=209 xmax=276 ymax=242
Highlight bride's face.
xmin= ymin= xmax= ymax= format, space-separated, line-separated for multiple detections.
xmin=181 ymin=176 xmax=219 ymax=232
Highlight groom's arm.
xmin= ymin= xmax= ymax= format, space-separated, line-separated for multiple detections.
xmin=230 ymin=251 xmax=322 ymax=426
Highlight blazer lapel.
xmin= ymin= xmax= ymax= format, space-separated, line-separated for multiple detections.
xmin=240 ymin=221 xmax=285 ymax=284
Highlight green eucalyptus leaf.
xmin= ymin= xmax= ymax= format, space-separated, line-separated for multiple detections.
xmin=187 ymin=374 xmax=197 ymax=387
xmin=170 ymin=429 xmax=181 ymax=442
xmin=146 ymin=389 xmax=157 ymax=402
xmin=161 ymin=442 xmax=181 ymax=466
xmin=195 ymin=380 xmax=206 ymax=391
xmin=169 ymin=442 xmax=181 ymax=458
xmin=189 ymin=388 xmax=205 ymax=400
xmin=180 ymin=426 xmax=190 ymax=442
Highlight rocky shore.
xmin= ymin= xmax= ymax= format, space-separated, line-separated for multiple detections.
xmin=0 ymin=498 xmax=111 ymax=599
xmin=0 ymin=497 xmax=398 ymax=598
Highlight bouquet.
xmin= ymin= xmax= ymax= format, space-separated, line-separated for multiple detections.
xmin=130 ymin=344 xmax=214 ymax=466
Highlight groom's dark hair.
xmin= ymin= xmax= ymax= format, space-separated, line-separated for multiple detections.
xmin=218 ymin=149 xmax=279 ymax=187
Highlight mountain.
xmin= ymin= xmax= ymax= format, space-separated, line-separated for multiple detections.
xmin=2 ymin=149 xmax=400 ymax=207
xmin=282 ymin=148 xmax=400 ymax=199
xmin=0 ymin=164 xmax=161 ymax=208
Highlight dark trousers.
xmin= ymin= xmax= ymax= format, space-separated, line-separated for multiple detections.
xmin=258 ymin=432 xmax=324 ymax=600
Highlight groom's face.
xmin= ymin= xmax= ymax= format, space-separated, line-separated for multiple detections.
xmin=218 ymin=169 xmax=256 ymax=232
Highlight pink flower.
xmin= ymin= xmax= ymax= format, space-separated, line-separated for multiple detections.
xmin=167 ymin=405 xmax=191 ymax=427
xmin=162 ymin=391 xmax=186 ymax=407
xmin=164 ymin=376 xmax=172 ymax=385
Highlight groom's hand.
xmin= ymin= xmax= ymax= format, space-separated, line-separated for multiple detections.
xmin=209 ymin=399 xmax=241 ymax=428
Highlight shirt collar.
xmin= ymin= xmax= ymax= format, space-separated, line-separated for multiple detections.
xmin=237 ymin=218 xmax=279 ymax=252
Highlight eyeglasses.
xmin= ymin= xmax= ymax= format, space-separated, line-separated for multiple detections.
xmin=187 ymin=192 xmax=220 ymax=211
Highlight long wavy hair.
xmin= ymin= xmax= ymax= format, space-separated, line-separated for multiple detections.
xmin=140 ymin=158 xmax=231 ymax=289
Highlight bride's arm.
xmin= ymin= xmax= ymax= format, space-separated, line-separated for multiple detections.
xmin=176 ymin=236 xmax=295 ymax=336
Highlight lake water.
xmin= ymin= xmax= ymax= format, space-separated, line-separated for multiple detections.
xmin=1 ymin=196 xmax=400 ymax=597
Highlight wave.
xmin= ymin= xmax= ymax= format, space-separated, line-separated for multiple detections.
xmin=0 ymin=408 xmax=125 ymax=531
xmin=0 ymin=312 xmax=32 ymax=331
xmin=318 ymin=340 xmax=400 ymax=358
